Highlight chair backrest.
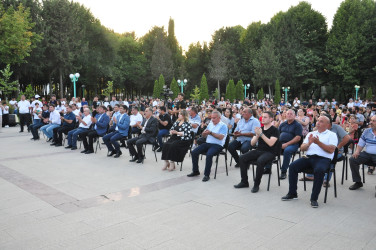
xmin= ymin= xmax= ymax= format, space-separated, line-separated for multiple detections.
xmin=343 ymin=139 xmax=353 ymax=154
xmin=331 ymin=147 xmax=339 ymax=165
xmin=223 ymin=134 xmax=230 ymax=150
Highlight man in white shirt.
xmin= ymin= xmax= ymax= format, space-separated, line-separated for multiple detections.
xmin=347 ymin=98 xmax=354 ymax=108
xmin=9 ymin=98 xmax=17 ymax=114
xmin=130 ymin=107 xmax=143 ymax=135
xmin=31 ymin=95 xmax=43 ymax=110
xmin=18 ymin=95 xmax=31 ymax=132
xmin=40 ymin=104 xmax=61 ymax=141
xmin=281 ymin=115 xmax=338 ymax=208
xmin=65 ymin=108 xmax=92 ymax=150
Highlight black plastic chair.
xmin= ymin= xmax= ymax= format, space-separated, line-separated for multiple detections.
xmin=340 ymin=139 xmax=353 ymax=184
xmin=142 ymin=138 xmax=158 ymax=163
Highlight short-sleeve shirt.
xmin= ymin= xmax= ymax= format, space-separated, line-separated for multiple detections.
xmin=258 ymin=126 xmax=280 ymax=156
xmin=63 ymin=112 xmax=76 ymax=128
xmin=18 ymin=100 xmax=31 ymax=114
xmin=304 ymin=130 xmax=338 ymax=160
xmin=235 ymin=116 xmax=261 ymax=143
xmin=175 ymin=100 xmax=186 ymax=110
xmin=358 ymin=128 xmax=376 ymax=154
xmin=158 ymin=113 xmax=172 ymax=130
xmin=330 ymin=124 xmax=348 ymax=153
xmin=189 ymin=114 xmax=202 ymax=134
xmin=206 ymin=121 xmax=228 ymax=146
xmin=279 ymin=120 xmax=303 ymax=144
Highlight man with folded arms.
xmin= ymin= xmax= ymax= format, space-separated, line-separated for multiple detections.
xmin=103 ymin=105 xmax=130 ymax=158
xmin=234 ymin=111 xmax=280 ymax=193
xmin=40 ymin=105 xmax=61 ymax=141
xmin=188 ymin=110 xmax=228 ymax=182
xmin=65 ymin=108 xmax=92 ymax=150
xmin=81 ymin=106 xmax=110 ymax=154
xmin=51 ymin=105 xmax=76 ymax=146
xmin=348 ymin=115 xmax=376 ymax=190
xmin=281 ymin=116 xmax=337 ymax=208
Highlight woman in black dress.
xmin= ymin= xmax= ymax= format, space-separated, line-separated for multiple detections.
xmin=162 ymin=109 xmax=192 ymax=171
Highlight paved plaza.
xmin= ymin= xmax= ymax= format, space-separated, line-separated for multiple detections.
xmin=0 ymin=126 xmax=376 ymax=250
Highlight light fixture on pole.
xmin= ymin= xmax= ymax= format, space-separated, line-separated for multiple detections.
xmin=177 ymin=79 xmax=187 ymax=93
xmin=282 ymin=86 xmax=290 ymax=103
xmin=354 ymin=85 xmax=360 ymax=100
xmin=244 ymin=84 xmax=250 ymax=99
xmin=69 ymin=73 xmax=80 ymax=98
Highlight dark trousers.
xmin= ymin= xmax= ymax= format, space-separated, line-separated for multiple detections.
xmin=349 ymin=152 xmax=376 ymax=182
xmin=127 ymin=136 xmax=149 ymax=159
xmin=228 ymin=140 xmax=251 ymax=164
xmin=288 ymin=156 xmax=331 ymax=201
xmin=19 ymin=113 xmax=31 ymax=131
xmin=81 ymin=130 xmax=99 ymax=151
xmin=30 ymin=122 xmax=46 ymax=139
xmin=53 ymin=126 xmax=72 ymax=144
xmin=103 ymin=131 xmax=124 ymax=153
xmin=2 ymin=114 xmax=9 ymax=127
xmin=239 ymin=150 xmax=275 ymax=185
xmin=191 ymin=143 xmax=223 ymax=177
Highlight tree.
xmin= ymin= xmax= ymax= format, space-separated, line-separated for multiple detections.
xmin=170 ymin=77 xmax=179 ymax=99
xmin=0 ymin=64 xmax=19 ymax=100
xmin=190 ymin=85 xmax=200 ymax=103
xmin=225 ymin=79 xmax=236 ymax=102
xmin=158 ymin=74 xmax=165 ymax=98
xmin=150 ymin=30 xmax=173 ymax=83
xmin=366 ymin=87 xmax=373 ymax=100
xmin=167 ymin=17 xmax=183 ymax=77
xmin=0 ymin=4 xmax=42 ymax=65
xmin=199 ymin=73 xmax=209 ymax=102
xmin=19 ymin=84 xmax=35 ymax=100
xmin=274 ymin=79 xmax=281 ymax=104
xmin=152 ymin=79 xmax=159 ymax=98
xmin=209 ymin=43 xmax=227 ymax=98
xmin=257 ymin=88 xmax=264 ymax=100
xmin=102 ymin=81 xmax=113 ymax=98
xmin=235 ymin=80 xmax=244 ymax=100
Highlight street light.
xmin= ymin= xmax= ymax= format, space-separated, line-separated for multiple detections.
xmin=69 ymin=73 xmax=80 ymax=98
xmin=177 ymin=79 xmax=187 ymax=93
xmin=282 ymin=86 xmax=290 ymax=103
xmin=354 ymin=85 xmax=360 ymax=100
xmin=244 ymin=84 xmax=250 ymax=99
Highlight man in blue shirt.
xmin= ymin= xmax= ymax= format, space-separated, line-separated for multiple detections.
xmin=188 ymin=111 xmax=228 ymax=182
xmin=277 ymin=109 xmax=303 ymax=179
xmin=51 ymin=105 xmax=76 ymax=146
xmin=228 ymin=108 xmax=260 ymax=168
xmin=349 ymin=115 xmax=376 ymax=190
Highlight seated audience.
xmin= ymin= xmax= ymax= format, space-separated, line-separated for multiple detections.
xmin=65 ymin=108 xmax=92 ymax=150
xmin=40 ymin=105 xmax=61 ymax=141
xmin=30 ymin=104 xmax=50 ymax=140
xmin=156 ymin=106 xmax=172 ymax=152
xmin=51 ymin=105 xmax=76 ymax=146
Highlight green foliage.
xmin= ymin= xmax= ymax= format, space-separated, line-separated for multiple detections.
xmin=199 ymin=73 xmax=209 ymax=102
xmin=0 ymin=4 xmax=42 ymax=64
xmin=274 ymin=79 xmax=281 ymax=104
xmin=235 ymin=80 xmax=244 ymax=101
xmin=257 ymin=88 xmax=264 ymax=100
xmin=19 ymin=84 xmax=35 ymax=100
xmin=0 ymin=64 xmax=19 ymax=99
xmin=225 ymin=79 xmax=236 ymax=102
xmin=366 ymin=87 xmax=373 ymax=100
xmin=158 ymin=74 xmax=165 ymax=98
xmin=170 ymin=77 xmax=179 ymax=99
xmin=190 ymin=85 xmax=200 ymax=103
xmin=152 ymin=79 xmax=159 ymax=98
xmin=102 ymin=81 xmax=113 ymax=98
xmin=213 ymin=88 xmax=219 ymax=100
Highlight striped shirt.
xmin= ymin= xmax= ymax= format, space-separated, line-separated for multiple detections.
xmin=358 ymin=128 xmax=376 ymax=154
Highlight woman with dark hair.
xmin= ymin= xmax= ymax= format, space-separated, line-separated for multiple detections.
xmin=296 ymin=109 xmax=310 ymax=137
xmin=161 ymin=110 xmax=192 ymax=171
xmin=329 ymin=108 xmax=340 ymax=124
xmin=221 ymin=108 xmax=234 ymax=131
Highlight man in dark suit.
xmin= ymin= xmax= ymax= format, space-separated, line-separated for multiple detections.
xmin=127 ymin=107 xmax=158 ymax=163
xmin=103 ymin=105 xmax=130 ymax=158
xmin=80 ymin=105 xmax=110 ymax=154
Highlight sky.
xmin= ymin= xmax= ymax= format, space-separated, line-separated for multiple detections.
xmin=73 ymin=0 xmax=344 ymax=51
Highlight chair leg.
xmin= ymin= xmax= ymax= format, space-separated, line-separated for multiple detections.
xmin=267 ymin=172 xmax=271 ymax=191
xmin=333 ymin=170 xmax=337 ymax=198
xmin=362 ymin=164 xmax=365 ymax=183
xmin=324 ymin=169 xmax=330 ymax=203
xmin=345 ymin=156 xmax=348 ymax=180
xmin=180 ymin=160 xmax=183 ymax=171
xmin=95 ymin=140 xmax=99 ymax=153
xmin=277 ymin=160 xmax=280 ymax=186
xmin=303 ymin=172 xmax=306 ymax=191
xmin=214 ymin=155 xmax=219 ymax=179
xmin=154 ymin=149 xmax=158 ymax=162
xmin=341 ymin=160 xmax=345 ymax=185
xmin=230 ymin=156 xmax=233 ymax=166
xmin=252 ymin=164 xmax=255 ymax=182
xmin=225 ymin=154 xmax=228 ymax=176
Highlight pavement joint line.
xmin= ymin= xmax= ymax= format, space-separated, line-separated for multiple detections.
xmin=0 ymin=150 xmax=75 ymax=162
xmin=266 ymin=215 xmax=297 ymax=224
xmin=218 ymin=211 xmax=238 ymax=220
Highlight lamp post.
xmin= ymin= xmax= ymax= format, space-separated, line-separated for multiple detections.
xmin=354 ymin=85 xmax=360 ymax=100
xmin=282 ymin=86 xmax=290 ymax=103
xmin=177 ymin=79 xmax=187 ymax=93
xmin=69 ymin=73 xmax=80 ymax=98
xmin=244 ymin=83 xmax=250 ymax=99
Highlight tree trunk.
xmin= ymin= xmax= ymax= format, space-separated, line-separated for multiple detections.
xmin=268 ymin=85 xmax=272 ymax=100
xmin=217 ymin=80 xmax=220 ymax=100
xmin=59 ymin=68 xmax=63 ymax=98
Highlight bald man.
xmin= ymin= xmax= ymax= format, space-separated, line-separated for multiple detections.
xmin=282 ymin=115 xmax=338 ymax=208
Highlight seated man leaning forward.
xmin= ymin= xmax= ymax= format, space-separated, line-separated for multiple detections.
xmin=127 ymin=107 xmax=158 ymax=163
xmin=234 ymin=111 xmax=280 ymax=193
xmin=103 ymin=105 xmax=130 ymax=158
xmin=281 ymin=115 xmax=338 ymax=208
xmin=348 ymin=115 xmax=376 ymax=190
xmin=188 ymin=110 xmax=228 ymax=182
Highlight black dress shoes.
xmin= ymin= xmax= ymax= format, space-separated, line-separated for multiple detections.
xmin=136 ymin=158 xmax=143 ymax=163
xmin=202 ymin=176 xmax=210 ymax=182
xmin=81 ymin=149 xmax=88 ymax=153
xmin=349 ymin=182 xmax=363 ymax=190
xmin=157 ymin=148 xmax=162 ymax=152
xmin=85 ymin=150 xmax=94 ymax=154
xmin=50 ymin=142 xmax=57 ymax=146
xmin=129 ymin=156 xmax=138 ymax=162
xmin=114 ymin=151 xmax=122 ymax=158
xmin=251 ymin=186 xmax=259 ymax=193
xmin=65 ymin=145 xmax=72 ymax=149
xmin=107 ymin=150 xmax=116 ymax=157
xmin=55 ymin=143 xmax=62 ymax=147
xmin=71 ymin=146 xmax=77 ymax=150
xmin=187 ymin=172 xmax=200 ymax=177
xmin=234 ymin=182 xmax=249 ymax=188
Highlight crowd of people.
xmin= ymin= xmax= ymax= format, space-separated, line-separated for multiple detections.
xmin=3 ymin=92 xmax=376 ymax=208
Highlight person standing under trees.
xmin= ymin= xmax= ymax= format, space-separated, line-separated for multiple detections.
xmin=18 ymin=95 xmax=31 ymax=133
